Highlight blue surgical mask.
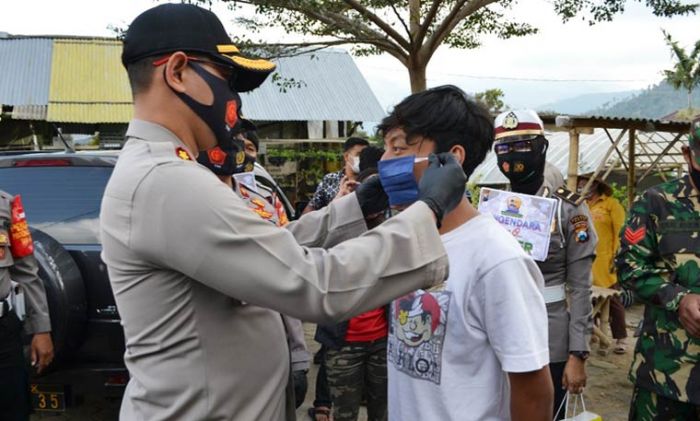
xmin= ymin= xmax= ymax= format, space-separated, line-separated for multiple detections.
xmin=378 ymin=155 xmax=426 ymax=206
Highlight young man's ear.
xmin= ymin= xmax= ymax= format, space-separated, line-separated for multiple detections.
xmin=449 ymin=145 xmax=466 ymax=166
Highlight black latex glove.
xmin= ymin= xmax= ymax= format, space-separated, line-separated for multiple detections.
xmin=355 ymin=174 xmax=389 ymax=217
xmin=292 ymin=369 xmax=308 ymax=409
xmin=418 ymin=153 xmax=467 ymax=227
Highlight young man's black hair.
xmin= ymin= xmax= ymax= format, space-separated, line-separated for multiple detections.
xmin=376 ymin=85 xmax=494 ymax=178
xmin=343 ymin=137 xmax=370 ymax=152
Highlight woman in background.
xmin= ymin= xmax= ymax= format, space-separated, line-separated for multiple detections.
xmin=578 ymin=175 xmax=628 ymax=354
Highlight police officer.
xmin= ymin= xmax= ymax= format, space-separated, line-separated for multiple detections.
xmin=0 ymin=191 xmax=54 ymax=421
xmin=616 ymin=117 xmax=700 ymax=419
xmin=495 ymin=110 xmax=595 ymax=419
xmin=101 ymin=4 xmax=466 ymax=420
xmin=199 ymin=119 xmax=311 ymax=411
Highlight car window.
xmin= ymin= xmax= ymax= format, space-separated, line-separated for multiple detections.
xmin=0 ymin=166 xmax=113 ymax=244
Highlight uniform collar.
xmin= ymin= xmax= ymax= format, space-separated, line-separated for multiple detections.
xmin=125 ymin=119 xmax=195 ymax=157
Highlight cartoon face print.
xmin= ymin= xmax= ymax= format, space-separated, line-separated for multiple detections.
xmin=395 ymin=293 xmax=441 ymax=347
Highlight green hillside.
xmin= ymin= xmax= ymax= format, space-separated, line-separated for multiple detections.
xmin=586 ymin=81 xmax=700 ymax=119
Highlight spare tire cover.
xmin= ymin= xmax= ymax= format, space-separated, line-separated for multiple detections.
xmin=30 ymin=228 xmax=87 ymax=361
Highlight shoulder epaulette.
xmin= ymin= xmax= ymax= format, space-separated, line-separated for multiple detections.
xmin=553 ymin=186 xmax=581 ymax=205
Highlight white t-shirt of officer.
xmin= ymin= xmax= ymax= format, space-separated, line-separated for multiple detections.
xmin=387 ymin=215 xmax=550 ymax=421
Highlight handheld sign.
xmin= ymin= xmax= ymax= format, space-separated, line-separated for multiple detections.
xmin=478 ymin=187 xmax=556 ymax=261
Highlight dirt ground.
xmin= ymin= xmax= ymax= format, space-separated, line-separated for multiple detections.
xmin=32 ymin=305 xmax=644 ymax=421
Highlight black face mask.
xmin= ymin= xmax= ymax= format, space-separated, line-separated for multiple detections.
xmin=497 ymin=137 xmax=548 ymax=195
xmin=166 ymin=62 xmax=250 ymax=175
xmin=197 ymin=142 xmax=256 ymax=176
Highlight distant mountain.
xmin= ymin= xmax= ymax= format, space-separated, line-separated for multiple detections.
xmin=586 ymin=81 xmax=700 ymax=119
xmin=537 ymin=90 xmax=639 ymax=115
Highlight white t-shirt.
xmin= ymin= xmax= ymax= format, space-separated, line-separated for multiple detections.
xmin=387 ymin=215 xmax=549 ymax=421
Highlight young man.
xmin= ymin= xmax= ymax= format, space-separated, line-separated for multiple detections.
xmin=304 ymin=137 xmax=370 ymax=213
xmin=101 ymin=4 xmax=467 ymax=419
xmin=317 ymin=147 xmax=389 ymax=421
xmin=379 ymin=86 xmax=553 ymax=421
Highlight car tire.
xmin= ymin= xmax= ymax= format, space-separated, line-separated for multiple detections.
xmin=30 ymin=228 xmax=87 ymax=362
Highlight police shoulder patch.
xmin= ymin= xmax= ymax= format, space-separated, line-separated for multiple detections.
xmin=570 ymin=214 xmax=590 ymax=243
xmin=553 ymin=186 xmax=581 ymax=205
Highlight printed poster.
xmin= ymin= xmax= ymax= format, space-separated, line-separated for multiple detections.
xmin=478 ymin=187 xmax=556 ymax=261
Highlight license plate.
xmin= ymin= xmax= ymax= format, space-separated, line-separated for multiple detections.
xmin=30 ymin=384 xmax=66 ymax=412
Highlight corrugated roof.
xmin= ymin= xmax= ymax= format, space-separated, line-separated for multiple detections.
xmin=473 ymin=129 xmax=686 ymax=185
xmin=0 ymin=38 xmax=52 ymax=106
xmin=548 ymin=114 xmax=690 ymax=133
xmin=46 ymin=39 xmax=132 ymax=123
xmin=241 ymin=49 xmax=386 ymax=122
xmin=1 ymin=37 xmax=383 ymax=123
xmin=12 ymin=105 xmax=47 ymax=120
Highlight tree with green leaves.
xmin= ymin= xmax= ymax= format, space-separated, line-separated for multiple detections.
xmin=197 ymin=0 xmax=697 ymax=92
xmin=662 ymin=29 xmax=700 ymax=112
xmin=474 ymin=88 xmax=505 ymax=113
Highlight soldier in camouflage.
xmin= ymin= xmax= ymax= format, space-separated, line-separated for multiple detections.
xmin=616 ymin=117 xmax=700 ymax=420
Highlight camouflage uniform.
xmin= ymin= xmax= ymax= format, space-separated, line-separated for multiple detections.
xmin=616 ymin=175 xmax=700 ymax=418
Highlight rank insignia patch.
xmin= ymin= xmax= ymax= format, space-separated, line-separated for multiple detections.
xmin=624 ymin=226 xmax=646 ymax=245
xmin=176 ymin=147 xmax=193 ymax=161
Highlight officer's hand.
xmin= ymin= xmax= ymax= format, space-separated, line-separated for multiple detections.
xmin=679 ymin=293 xmax=700 ymax=337
xmin=418 ymin=153 xmax=467 ymax=226
xmin=31 ymin=332 xmax=54 ymax=374
xmin=562 ymin=355 xmax=587 ymax=394
xmin=355 ymin=175 xmax=389 ymax=217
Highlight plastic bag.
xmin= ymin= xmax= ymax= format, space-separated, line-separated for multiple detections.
xmin=555 ymin=393 xmax=602 ymax=421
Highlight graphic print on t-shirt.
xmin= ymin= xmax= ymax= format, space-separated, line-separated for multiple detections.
xmin=388 ymin=290 xmax=451 ymax=385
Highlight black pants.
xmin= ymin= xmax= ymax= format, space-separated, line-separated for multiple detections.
xmin=550 ymin=361 xmax=567 ymax=421
xmin=0 ymin=311 xmax=30 ymax=421
xmin=313 ymin=346 xmax=332 ymax=408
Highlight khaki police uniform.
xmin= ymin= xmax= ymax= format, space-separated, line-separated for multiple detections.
xmin=100 ymin=120 xmax=449 ymax=421
xmin=233 ymin=177 xmax=311 ymax=411
xmin=0 ymin=190 xmax=51 ymax=420
xmin=536 ymin=163 xmax=595 ymax=363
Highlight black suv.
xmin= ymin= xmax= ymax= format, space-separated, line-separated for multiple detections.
xmin=0 ymin=151 xmax=296 ymax=414
xmin=0 ymin=152 xmax=126 ymax=412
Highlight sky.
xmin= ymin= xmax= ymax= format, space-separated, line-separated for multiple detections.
xmin=1 ymin=0 xmax=699 ymax=111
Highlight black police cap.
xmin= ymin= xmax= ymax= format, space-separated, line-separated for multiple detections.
xmin=121 ymin=3 xmax=276 ymax=92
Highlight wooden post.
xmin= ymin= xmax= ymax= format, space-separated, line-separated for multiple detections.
xmin=567 ymin=130 xmax=580 ymax=191
xmin=627 ymin=129 xmax=636 ymax=208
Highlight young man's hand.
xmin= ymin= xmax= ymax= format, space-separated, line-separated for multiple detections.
xmin=679 ymin=293 xmax=700 ymax=337
xmin=31 ymin=332 xmax=54 ymax=374
xmin=562 ymin=355 xmax=587 ymax=394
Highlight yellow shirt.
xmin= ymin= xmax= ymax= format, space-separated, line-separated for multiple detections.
xmin=587 ymin=194 xmax=626 ymax=288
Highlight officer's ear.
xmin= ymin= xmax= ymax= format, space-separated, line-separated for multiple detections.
xmin=449 ymin=145 xmax=466 ymax=166
xmin=163 ymin=52 xmax=190 ymax=94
